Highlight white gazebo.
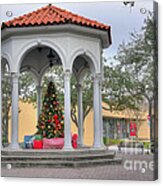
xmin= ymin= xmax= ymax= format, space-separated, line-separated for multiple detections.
xmin=1 ymin=4 xmax=112 ymax=150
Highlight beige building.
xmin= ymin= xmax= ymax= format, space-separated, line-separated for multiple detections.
xmin=8 ymin=101 xmax=150 ymax=146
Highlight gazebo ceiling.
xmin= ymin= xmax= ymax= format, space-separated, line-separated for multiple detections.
xmin=1 ymin=4 xmax=111 ymax=45
xmin=21 ymin=47 xmax=91 ymax=77
xmin=20 ymin=47 xmax=62 ymax=73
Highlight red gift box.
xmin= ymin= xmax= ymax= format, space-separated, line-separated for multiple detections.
xmin=72 ymin=141 xmax=77 ymax=149
xmin=33 ymin=140 xmax=43 ymax=149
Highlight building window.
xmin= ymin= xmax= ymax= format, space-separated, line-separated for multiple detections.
xmin=103 ymin=117 xmax=129 ymax=140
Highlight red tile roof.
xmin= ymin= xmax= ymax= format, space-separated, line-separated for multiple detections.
xmin=2 ymin=4 xmax=110 ymax=32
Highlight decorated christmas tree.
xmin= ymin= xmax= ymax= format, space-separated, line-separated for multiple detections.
xmin=36 ymin=81 xmax=64 ymax=139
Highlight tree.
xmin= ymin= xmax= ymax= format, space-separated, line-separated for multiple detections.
xmin=100 ymin=13 xmax=156 ymax=140
xmin=104 ymin=13 xmax=156 ymax=140
xmin=19 ymin=72 xmax=37 ymax=104
xmin=36 ymin=81 xmax=64 ymax=138
xmin=102 ymin=62 xmax=145 ymax=140
xmin=42 ymin=66 xmax=93 ymax=128
xmin=115 ymin=13 xmax=155 ymax=114
xmin=70 ymin=73 xmax=93 ymax=127
xmin=102 ymin=64 xmax=143 ymax=112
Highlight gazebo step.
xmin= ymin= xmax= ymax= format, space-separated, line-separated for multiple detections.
xmin=2 ymin=158 xmax=122 ymax=168
xmin=1 ymin=148 xmax=108 ymax=156
xmin=1 ymin=152 xmax=115 ymax=161
xmin=1 ymin=148 xmax=122 ymax=168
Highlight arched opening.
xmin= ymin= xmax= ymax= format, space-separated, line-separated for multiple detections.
xmin=17 ymin=46 xmax=64 ymax=148
xmin=71 ymin=55 xmax=95 ymax=148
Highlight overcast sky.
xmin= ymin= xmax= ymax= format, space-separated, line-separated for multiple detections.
xmin=0 ymin=1 xmax=153 ymax=60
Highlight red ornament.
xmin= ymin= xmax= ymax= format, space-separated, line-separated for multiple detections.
xmin=53 ymin=114 xmax=58 ymax=120
xmin=55 ymin=120 xmax=59 ymax=125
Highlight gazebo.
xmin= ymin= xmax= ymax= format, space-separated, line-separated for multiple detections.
xmin=1 ymin=4 xmax=112 ymax=150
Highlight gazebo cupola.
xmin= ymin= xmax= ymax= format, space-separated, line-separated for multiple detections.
xmin=1 ymin=4 xmax=112 ymax=150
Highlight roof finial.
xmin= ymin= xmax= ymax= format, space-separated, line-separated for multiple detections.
xmin=48 ymin=3 xmax=52 ymax=6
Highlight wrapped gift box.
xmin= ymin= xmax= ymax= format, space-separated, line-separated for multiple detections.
xmin=24 ymin=135 xmax=33 ymax=149
xmin=35 ymin=134 xmax=43 ymax=140
xmin=25 ymin=141 xmax=33 ymax=149
xmin=72 ymin=134 xmax=78 ymax=149
xmin=43 ymin=138 xmax=64 ymax=149
xmin=33 ymin=140 xmax=43 ymax=149
xmin=72 ymin=141 xmax=77 ymax=149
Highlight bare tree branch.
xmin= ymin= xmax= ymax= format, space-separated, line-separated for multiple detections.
xmin=71 ymin=107 xmax=78 ymax=127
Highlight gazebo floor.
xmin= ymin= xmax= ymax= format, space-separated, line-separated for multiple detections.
xmin=1 ymin=148 xmax=122 ymax=168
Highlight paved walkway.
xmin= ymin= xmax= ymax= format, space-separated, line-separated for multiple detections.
xmin=1 ymin=154 xmax=155 ymax=181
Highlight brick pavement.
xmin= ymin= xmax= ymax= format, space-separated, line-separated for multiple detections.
xmin=1 ymin=154 xmax=156 ymax=181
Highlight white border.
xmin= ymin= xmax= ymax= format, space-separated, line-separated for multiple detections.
xmin=0 ymin=0 xmax=162 ymax=185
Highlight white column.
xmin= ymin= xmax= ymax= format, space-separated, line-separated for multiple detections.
xmin=77 ymin=82 xmax=84 ymax=147
xmin=63 ymin=70 xmax=73 ymax=150
xmin=93 ymin=74 xmax=102 ymax=148
xmin=9 ymin=72 xmax=19 ymax=149
xmin=36 ymin=85 xmax=42 ymax=119
xmin=99 ymin=77 xmax=105 ymax=147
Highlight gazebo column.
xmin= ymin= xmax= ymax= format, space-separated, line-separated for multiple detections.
xmin=36 ymin=84 xmax=42 ymax=119
xmin=9 ymin=72 xmax=19 ymax=149
xmin=63 ymin=70 xmax=73 ymax=150
xmin=93 ymin=74 xmax=102 ymax=148
xmin=77 ymin=82 xmax=84 ymax=147
xmin=99 ymin=77 xmax=105 ymax=147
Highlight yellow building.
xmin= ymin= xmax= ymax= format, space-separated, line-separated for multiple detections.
xmin=8 ymin=101 xmax=150 ymax=146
